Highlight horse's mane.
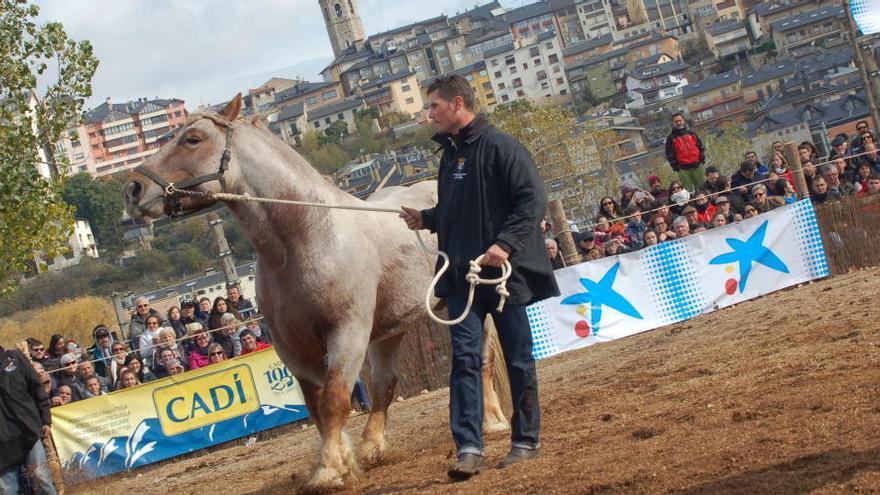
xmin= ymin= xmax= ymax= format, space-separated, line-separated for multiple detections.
xmin=186 ymin=112 xmax=267 ymax=129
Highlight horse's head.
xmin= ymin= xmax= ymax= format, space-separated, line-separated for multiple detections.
xmin=123 ymin=94 xmax=243 ymax=220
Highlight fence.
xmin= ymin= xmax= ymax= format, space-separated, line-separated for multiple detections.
xmin=814 ymin=194 xmax=880 ymax=274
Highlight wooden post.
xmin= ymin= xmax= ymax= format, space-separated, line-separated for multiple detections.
xmin=783 ymin=142 xmax=810 ymax=199
xmin=207 ymin=213 xmax=240 ymax=288
xmin=43 ymin=432 xmax=66 ymax=495
xmin=111 ymin=292 xmax=130 ymax=341
xmin=547 ymin=199 xmax=581 ymax=265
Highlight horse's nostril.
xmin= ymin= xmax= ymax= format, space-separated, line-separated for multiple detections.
xmin=127 ymin=181 xmax=143 ymax=203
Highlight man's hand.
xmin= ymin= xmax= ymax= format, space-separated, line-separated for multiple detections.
xmin=480 ymin=244 xmax=509 ymax=268
xmin=399 ymin=206 xmax=423 ymax=231
xmin=51 ymin=397 xmax=62 ymax=407
xmin=41 ymin=425 xmax=51 ymax=438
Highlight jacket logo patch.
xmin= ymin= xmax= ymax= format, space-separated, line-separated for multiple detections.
xmin=453 ymin=158 xmax=467 ymax=180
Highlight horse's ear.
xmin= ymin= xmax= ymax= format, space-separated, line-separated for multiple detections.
xmin=220 ymin=93 xmax=242 ymax=122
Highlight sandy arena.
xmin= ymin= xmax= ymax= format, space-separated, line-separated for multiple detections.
xmin=70 ymin=267 xmax=880 ymax=494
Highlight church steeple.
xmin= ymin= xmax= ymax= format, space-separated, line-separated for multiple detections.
xmin=320 ymin=0 xmax=366 ymax=57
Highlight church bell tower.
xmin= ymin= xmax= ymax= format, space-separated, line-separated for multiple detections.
xmin=319 ymin=0 xmax=366 ymax=57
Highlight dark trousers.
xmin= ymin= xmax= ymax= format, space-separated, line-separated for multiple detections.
xmin=447 ymin=293 xmax=541 ymax=456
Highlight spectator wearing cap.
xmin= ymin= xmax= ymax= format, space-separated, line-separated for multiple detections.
xmin=53 ymin=354 xmax=83 ymax=402
xmin=665 ymin=113 xmax=706 ymax=192
xmin=545 ymin=239 xmax=564 ymax=270
xmin=714 ymin=196 xmax=735 ymax=224
xmin=744 ymin=151 xmax=768 ymax=176
xmin=577 ymin=232 xmax=595 ymax=256
xmin=129 ymin=297 xmax=162 ymax=353
xmin=672 ymin=216 xmax=690 ymax=238
xmin=682 ymin=206 xmax=710 ymax=232
xmin=0 ymin=344 xmax=57 ymax=495
xmin=647 ymin=175 xmax=669 ymax=205
xmin=829 ymin=134 xmax=850 ymax=161
xmin=179 ymin=300 xmax=206 ymax=339
xmin=730 ymin=160 xmax=767 ymax=204
xmin=624 ymin=205 xmax=647 ymax=250
xmin=88 ymin=325 xmax=115 ymax=377
xmin=239 ymin=329 xmax=272 ymax=356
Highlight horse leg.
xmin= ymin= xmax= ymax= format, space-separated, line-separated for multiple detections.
xmin=358 ymin=332 xmax=405 ymax=467
xmin=305 ymin=333 xmax=368 ymax=491
xmin=482 ymin=317 xmax=511 ymax=433
xmin=298 ymin=379 xmax=324 ymax=434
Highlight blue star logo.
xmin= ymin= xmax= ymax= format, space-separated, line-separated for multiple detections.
xmin=709 ymin=220 xmax=789 ymax=293
xmin=560 ymin=262 xmax=643 ymax=335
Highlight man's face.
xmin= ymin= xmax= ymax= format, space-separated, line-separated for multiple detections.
xmin=834 ymin=142 xmax=847 ymax=154
xmin=98 ymin=333 xmax=111 ymax=348
xmin=869 ymin=179 xmax=880 ymax=194
xmin=546 ymin=242 xmax=558 ymax=259
xmin=650 ymin=179 xmax=662 ymax=190
xmin=30 ymin=343 xmax=46 ymax=360
xmin=674 ymin=222 xmax=689 ymax=237
xmin=773 ymin=142 xmax=783 ymax=154
xmin=866 ymin=142 xmax=877 ymax=154
xmin=753 ymin=188 xmax=767 ymax=204
xmin=169 ymin=364 xmax=184 ymax=376
xmin=686 ymin=211 xmax=698 ymax=223
xmin=64 ymin=360 xmax=78 ymax=376
xmin=718 ymin=202 xmax=730 ymax=213
xmin=227 ymin=287 xmax=240 ymax=302
xmin=86 ymin=378 xmax=101 ymax=396
xmin=672 ymin=115 xmax=685 ymax=129
xmin=742 ymin=168 xmax=755 ymax=179
xmin=200 ymin=299 xmax=211 ymax=312
xmin=813 ymin=178 xmax=828 ymax=194
xmin=182 ymin=306 xmax=194 ymax=318
xmin=135 ymin=299 xmax=150 ymax=316
xmin=745 ymin=152 xmax=758 ymax=165
xmin=160 ymin=350 xmax=175 ymax=365
xmin=706 ymin=171 xmax=720 ymax=185
xmin=57 ymin=386 xmax=72 ymax=404
xmin=428 ymin=91 xmax=461 ymax=135
xmin=78 ymin=361 xmax=94 ymax=378
xmin=857 ymin=123 xmax=869 ymax=133
xmin=798 ymin=148 xmax=811 ymax=163
xmin=241 ymin=334 xmax=257 ymax=351
xmin=824 ymin=171 xmax=840 ymax=187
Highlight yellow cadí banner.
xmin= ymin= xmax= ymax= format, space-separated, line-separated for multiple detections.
xmin=51 ymin=348 xmax=308 ymax=479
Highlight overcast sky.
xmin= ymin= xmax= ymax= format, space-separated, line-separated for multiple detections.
xmin=34 ymin=0 xmax=528 ymax=111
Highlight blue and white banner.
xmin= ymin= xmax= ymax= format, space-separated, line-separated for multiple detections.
xmin=528 ymin=200 xmax=829 ymax=359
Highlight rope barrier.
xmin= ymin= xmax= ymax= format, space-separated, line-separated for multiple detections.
xmin=209 ymin=192 xmax=512 ymax=326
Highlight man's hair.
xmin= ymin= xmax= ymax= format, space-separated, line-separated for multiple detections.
xmin=812 ymin=175 xmax=826 ymax=185
xmin=868 ymin=173 xmax=880 ymax=181
xmin=739 ymin=160 xmax=755 ymax=172
xmin=744 ymin=150 xmax=757 ymax=157
xmin=857 ymin=120 xmax=868 ymax=127
xmin=426 ymin=75 xmax=475 ymax=110
xmin=820 ymin=164 xmax=838 ymax=177
xmin=752 ymin=184 xmax=767 ymax=194
xmin=84 ymin=374 xmax=99 ymax=384
xmin=199 ymin=297 xmax=210 ymax=303
xmin=239 ymin=329 xmax=256 ymax=341
xmin=705 ymin=166 xmax=719 ymax=175
xmin=671 ymin=112 xmax=685 ymax=120
xmin=672 ymin=216 xmax=689 ymax=227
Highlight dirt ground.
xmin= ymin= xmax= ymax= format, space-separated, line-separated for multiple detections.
xmin=70 ymin=268 xmax=880 ymax=494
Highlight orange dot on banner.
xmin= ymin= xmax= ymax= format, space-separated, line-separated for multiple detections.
xmin=576 ymin=305 xmax=587 ymax=316
xmin=575 ymin=320 xmax=590 ymax=338
xmin=725 ymin=266 xmax=734 ymax=274
xmin=725 ymin=279 xmax=738 ymax=295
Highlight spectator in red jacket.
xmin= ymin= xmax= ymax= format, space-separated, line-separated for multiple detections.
xmin=665 ymin=113 xmax=706 ymax=193
xmin=239 ymin=329 xmax=272 ymax=355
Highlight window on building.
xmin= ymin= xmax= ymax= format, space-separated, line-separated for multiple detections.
xmin=494 ymin=71 xmax=502 ymax=78
xmin=534 ymin=58 xmax=542 ymax=66
xmin=337 ymin=113 xmax=345 ymax=120
xmin=510 ymin=65 xmax=518 ymax=74
xmin=306 ymin=96 xmax=318 ymax=105
xmin=334 ymin=3 xmax=342 ymax=18
xmin=546 ymin=41 xmax=554 ymax=49
xmin=482 ymin=81 xmax=492 ymax=90
xmin=504 ymin=55 xmax=515 ymax=65
xmin=536 ymin=70 xmax=548 ymax=80
xmin=322 ymin=90 xmax=338 ymax=100
xmin=405 ymin=97 xmax=415 ymax=104
xmin=556 ymin=77 xmax=564 ymax=85
xmin=522 ymin=62 xmax=528 ymax=70
xmin=491 ymin=59 xmax=499 ymax=67
xmin=529 ymin=47 xmax=540 ymax=57
xmin=479 ymin=69 xmax=488 ymax=77
xmin=501 ymin=94 xmax=510 ymax=102
xmin=548 ymin=54 xmax=559 ymax=64
xmin=512 ymin=78 xmax=523 ymax=88
xmin=325 ymin=117 xmax=332 ymax=125
xmin=401 ymin=84 xmax=411 ymax=92
xmin=498 ymin=82 xmax=506 ymax=90
xmin=517 ymin=90 xmax=525 ymax=97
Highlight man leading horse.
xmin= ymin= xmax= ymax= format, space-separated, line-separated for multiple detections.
xmin=401 ymin=75 xmax=560 ymax=480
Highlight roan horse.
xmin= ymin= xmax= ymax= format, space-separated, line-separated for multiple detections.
xmin=123 ymin=94 xmax=508 ymax=491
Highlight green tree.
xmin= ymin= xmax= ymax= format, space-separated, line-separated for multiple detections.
xmin=62 ymin=173 xmax=125 ymax=253
xmin=298 ymin=130 xmax=351 ymax=174
xmin=0 ymin=1 xmax=98 ymax=293
xmin=319 ymin=119 xmax=349 ymax=146
xmin=702 ymin=124 xmax=751 ymax=177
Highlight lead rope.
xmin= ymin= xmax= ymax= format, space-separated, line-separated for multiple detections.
xmin=209 ymin=191 xmax=512 ymax=326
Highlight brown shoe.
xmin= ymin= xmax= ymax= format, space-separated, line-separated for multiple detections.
xmin=447 ymin=453 xmax=485 ymax=480
xmin=498 ymin=447 xmax=540 ymax=468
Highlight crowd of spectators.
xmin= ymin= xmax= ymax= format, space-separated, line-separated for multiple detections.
xmin=545 ymin=117 xmax=879 ymax=267
xmin=21 ymin=285 xmax=271 ymax=408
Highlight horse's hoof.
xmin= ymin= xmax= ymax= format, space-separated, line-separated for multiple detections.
xmin=357 ymin=439 xmax=386 ymax=469
xmin=302 ymin=467 xmax=346 ymax=494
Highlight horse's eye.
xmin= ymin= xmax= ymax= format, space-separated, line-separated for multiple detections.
xmin=185 ymin=136 xmax=201 ymax=145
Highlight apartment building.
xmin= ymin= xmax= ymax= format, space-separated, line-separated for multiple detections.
xmin=484 ymin=31 xmax=570 ymax=105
